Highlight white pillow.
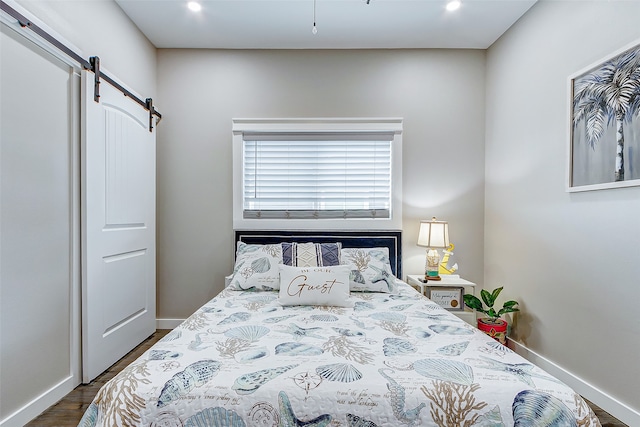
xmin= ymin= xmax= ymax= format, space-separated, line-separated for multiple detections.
xmin=228 ymin=242 xmax=283 ymax=291
xmin=278 ymin=264 xmax=351 ymax=307
xmin=340 ymin=247 xmax=398 ymax=293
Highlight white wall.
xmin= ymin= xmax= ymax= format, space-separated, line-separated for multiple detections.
xmin=156 ymin=49 xmax=486 ymax=320
xmin=485 ymin=1 xmax=640 ymax=424
xmin=0 ymin=1 xmax=156 ymax=425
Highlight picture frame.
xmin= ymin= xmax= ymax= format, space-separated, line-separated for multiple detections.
xmin=567 ymin=38 xmax=640 ymax=192
xmin=426 ymin=286 xmax=464 ymax=311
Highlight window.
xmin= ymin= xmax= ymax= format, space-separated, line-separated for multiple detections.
xmin=232 ymin=118 xmax=402 ymax=230
xmin=243 ymin=136 xmax=392 ymax=219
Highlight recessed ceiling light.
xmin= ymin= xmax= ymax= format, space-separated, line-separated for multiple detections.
xmin=446 ymin=0 xmax=461 ymax=12
xmin=187 ymin=2 xmax=202 ymax=12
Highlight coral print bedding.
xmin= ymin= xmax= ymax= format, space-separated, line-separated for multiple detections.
xmin=79 ymin=280 xmax=600 ymax=427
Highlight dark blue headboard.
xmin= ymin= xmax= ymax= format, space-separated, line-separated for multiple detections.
xmin=234 ymin=230 xmax=402 ymax=278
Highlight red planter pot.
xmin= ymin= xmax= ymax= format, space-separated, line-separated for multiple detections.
xmin=477 ymin=318 xmax=507 ymax=345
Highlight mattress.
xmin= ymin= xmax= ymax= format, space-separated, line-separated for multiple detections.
xmin=79 ymin=281 xmax=601 ymax=426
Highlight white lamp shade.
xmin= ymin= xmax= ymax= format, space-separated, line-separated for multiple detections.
xmin=417 ymin=218 xmax=450 ymax=248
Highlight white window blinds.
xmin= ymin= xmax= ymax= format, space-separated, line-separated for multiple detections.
xmin=242 ymin=133 xmax=392 ymax=219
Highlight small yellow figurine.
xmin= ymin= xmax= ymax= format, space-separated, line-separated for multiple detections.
xmin=439 ymin=243 xmax=458 ymax=275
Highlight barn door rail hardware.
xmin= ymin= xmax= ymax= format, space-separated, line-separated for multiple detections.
xmin=88 ymin=56 xmax=161 ymax=131
xmin=1 ymin=0 xmax=162 ymax=132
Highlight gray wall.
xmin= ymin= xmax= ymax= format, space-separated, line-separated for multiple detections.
xmin=0 ymin=1 xmax=156 ymax=425
xmin=485 ymin=0 xmax=640 ymax=421
xmin=156 ymin=49 xmax=486 ymax=320
xmin=13 ymin=0 xmax=157 ymax=97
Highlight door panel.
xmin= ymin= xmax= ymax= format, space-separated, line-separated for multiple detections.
xmin=102 ymin=249 xmax=148 ymax=335
xmin=1 ymin=22 xmax=80 ymax=420
xmin=81 ymin=70 xmax=156 ymax=383
xmin=105 ymin=106 xmax=148 ymax=226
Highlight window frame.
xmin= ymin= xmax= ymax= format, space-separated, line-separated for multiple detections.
xmin=232 ymin=118 xmax=403 ymax=230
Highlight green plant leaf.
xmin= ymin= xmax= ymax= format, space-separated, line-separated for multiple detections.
xmin=480 ymin=289 xmax=494 ymax=308
xmin=463 ymin=294 xmax=484 ymax=311
xmin=503 ymin=300 xmax=519 ymax=308
xmin=491 ymin=287 xmax=503 ymax=303
xmin=498 ymin=307 xmax=520 ymax=317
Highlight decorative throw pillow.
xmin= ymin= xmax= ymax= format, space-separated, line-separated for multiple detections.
xmin=228 ymin=242 xmax=283 ymax=291
xmin=278 ymin=264 xmax=351 ymax=307
xmin=340 ymin=247 xmax=397 ymax=293
xmin=281 ymin=242 xmax=341 ymax=267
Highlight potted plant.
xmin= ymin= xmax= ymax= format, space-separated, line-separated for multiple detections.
xmin=463 ymin=287 xmax=519 ymax=345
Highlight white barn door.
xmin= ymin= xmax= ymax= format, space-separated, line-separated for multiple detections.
xmin=81 ymin=70 xmax=156 ymax=383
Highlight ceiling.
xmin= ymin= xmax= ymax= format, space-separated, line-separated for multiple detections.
xmin=115 ymin=0 xmax=538 ymax=49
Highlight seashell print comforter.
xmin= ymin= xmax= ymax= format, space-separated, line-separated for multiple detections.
xmin=79 ymin=281 xmax=601 ymax=427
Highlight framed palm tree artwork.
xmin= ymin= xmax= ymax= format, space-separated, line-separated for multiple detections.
xmin=568 ymin=39 xmax=640 ymax=192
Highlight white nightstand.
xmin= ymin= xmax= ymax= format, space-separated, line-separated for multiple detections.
xmin=406 ymin=274 xmax=477 ymax=325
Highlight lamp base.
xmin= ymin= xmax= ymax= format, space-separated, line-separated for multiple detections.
xmin=425 ymin=275 xmax=441 ymax=281
xmin=425 ymin=248 xmax=442 ymax=282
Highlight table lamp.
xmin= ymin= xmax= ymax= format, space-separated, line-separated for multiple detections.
xmin=417 ymin=217 xmax=450 ymax=281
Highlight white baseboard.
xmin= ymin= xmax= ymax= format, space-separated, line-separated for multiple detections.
xmin=156 ymin=318 xmax=185 ymax=330
xmin=0 ymin=375 xmax=77 ymax=427
xmin=509 ymin=340 xmax=639 ymax=426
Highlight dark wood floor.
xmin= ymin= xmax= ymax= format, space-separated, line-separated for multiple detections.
xmin=27 ymin=329 xmax=627 ymax=426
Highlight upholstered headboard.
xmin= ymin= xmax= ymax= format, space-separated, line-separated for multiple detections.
xmin=234 ymin=230 xmax=402 ymax=278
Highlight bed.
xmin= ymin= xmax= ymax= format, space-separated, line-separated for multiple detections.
xmin=79 ymin=230 xmax=601 ymax=427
